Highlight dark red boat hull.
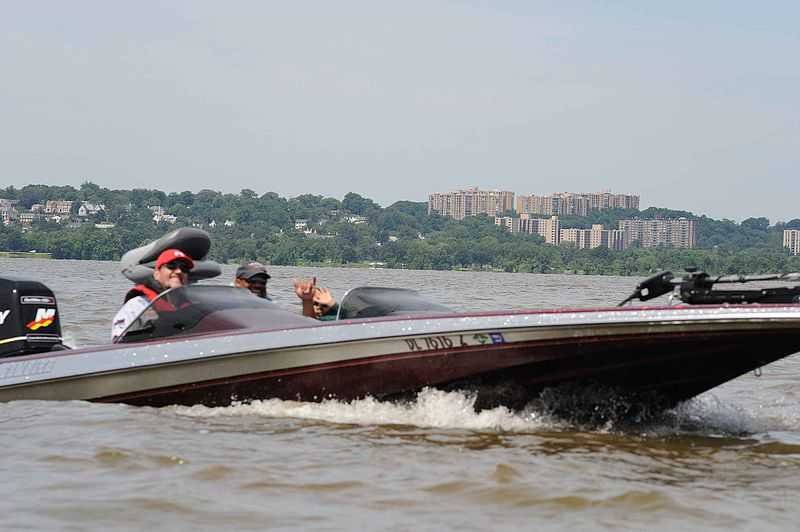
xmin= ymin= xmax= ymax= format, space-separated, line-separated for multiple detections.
xmin=98 ymin=328 xmax=800 ymax=411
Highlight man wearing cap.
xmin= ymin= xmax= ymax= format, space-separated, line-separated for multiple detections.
xmin=111 ymin=248 xmax=194 ymax=340
xmin=234 ymin=261 xmax=271 ymax=299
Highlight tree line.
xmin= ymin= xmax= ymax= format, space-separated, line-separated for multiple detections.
xmin=2 ymin=183 xmax=800 ymax=276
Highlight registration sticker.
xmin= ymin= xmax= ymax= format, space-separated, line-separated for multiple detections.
xmin=489 ymin=332 xmax=505 ymax=344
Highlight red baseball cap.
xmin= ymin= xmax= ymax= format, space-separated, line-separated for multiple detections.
xmin=155 ymin=248 xmax=194 ymax=270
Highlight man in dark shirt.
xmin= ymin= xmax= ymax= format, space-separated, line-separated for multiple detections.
xmin=234 ymin=261 xmax=271 ymax=299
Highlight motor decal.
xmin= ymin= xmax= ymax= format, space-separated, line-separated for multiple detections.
xmin=0 ymin=310 xmax=9 ymax=326
xmin=20 ymin=296 xmax=55 ymax=305
xmin=26 ymin=308 xmax=56 ymax=331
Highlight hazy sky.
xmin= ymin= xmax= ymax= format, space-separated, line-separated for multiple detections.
xmin=1 ymin=1 xmax=798 ymax=221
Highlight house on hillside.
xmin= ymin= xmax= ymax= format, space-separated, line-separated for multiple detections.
xmin=1 ymin=206 xmax=18 ymax=225
xmin=44 ymin=200 xmax=73 ymax=215
xmin=78 ymin=202 xmax=106 ymax=217
xmin=18 ymin=212 xmax=42 ymax=225
xmin=345 ymin=215 xmax=368 ymax=225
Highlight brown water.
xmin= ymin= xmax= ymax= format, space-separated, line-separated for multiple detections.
xmin=1 ymin=258 xmax=799 ymax=531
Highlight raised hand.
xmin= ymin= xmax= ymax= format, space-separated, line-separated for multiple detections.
xmin=293 ymin=277 xmax=317 ymax=301
xmin=293 ymin=277 xmax=317 ymax=318
xmin=313 ymin=287 xmax=336 ymax=308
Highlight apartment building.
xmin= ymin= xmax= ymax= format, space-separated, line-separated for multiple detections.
xmin=497 ymin=213 xmax=660 ymax=251
xmin=521 ymin=214 xmax=561 ymax=244
xmin=494 ymin=216 xmax=517 ymax=232
xmin=559 ymin=224 xmax=625 ymax=250
xmin=516 ymin=191 xmax=639 ymax=216
xmin=429 ymin=187 xmax=515 ymax=220
xmin=586 ymin=192 xmax=640 ymax=210
xmin=618 ymin=218 xmax=697 ymax=249
xmin=607 ymin=229 xmax=626 ymax=250
xmin=560 ymin=228 xmax=593 ymax=249
xmin=495 ymin=214 xmax=561 ymax=244
xmin=516 ymin=193 xmax=586 ymax=216
xmin=784 ymin=229 xmax=800 ymax=256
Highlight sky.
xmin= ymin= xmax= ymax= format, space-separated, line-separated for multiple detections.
xmin=1 ymin=0 xmax=798 ymax=222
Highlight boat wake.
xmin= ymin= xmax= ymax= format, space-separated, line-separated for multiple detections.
xmin=173 ymin=388 xmax=548 ymax=432
xmin=170 ymin=385 xmax=794 ymax=436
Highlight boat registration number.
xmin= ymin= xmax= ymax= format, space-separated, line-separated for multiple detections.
xmin=403 ymin=332 xmax=505 ymax=352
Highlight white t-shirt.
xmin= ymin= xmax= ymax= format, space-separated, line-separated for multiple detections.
xmin=111 ymin=296 xmax=151 ymax=341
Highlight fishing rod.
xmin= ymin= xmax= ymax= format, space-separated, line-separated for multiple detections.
xmin=618 ymin=268 xmax=800 ymax=306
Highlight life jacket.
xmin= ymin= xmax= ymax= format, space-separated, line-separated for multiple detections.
xmin=125 ymin=284 xmax=189 ymax=312
xmin=125 ymin=284 xmax=176 ymax=313
xmin=125 ymin=284 xmax=161 ymax=303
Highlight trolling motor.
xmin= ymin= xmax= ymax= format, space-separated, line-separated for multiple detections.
xmin=619 ymin=268 xmax=800 ymax=306
xmin=0 ymin=277 xmax=68 ymax=358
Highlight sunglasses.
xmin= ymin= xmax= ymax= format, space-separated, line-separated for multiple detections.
xmin=162 ymin=261 xmax=191 ymax=272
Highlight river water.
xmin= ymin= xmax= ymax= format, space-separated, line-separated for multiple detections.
xmin=1 ymin=258 xmax=799 ymax=531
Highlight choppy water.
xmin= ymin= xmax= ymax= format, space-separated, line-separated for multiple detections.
xmin=1 ymin=258 xmax=799 ymax=531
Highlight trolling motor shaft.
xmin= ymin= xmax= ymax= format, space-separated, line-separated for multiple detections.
xmin=619 ymin=269 xmax=800 ymax=306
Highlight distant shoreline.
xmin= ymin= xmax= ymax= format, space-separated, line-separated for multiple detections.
xmin=0 ymin=255 xmax=615 ymax=275
xmin=0 ymin=251 xmax=52 ymax=259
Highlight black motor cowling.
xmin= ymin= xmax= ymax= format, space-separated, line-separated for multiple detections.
xmin=0 ymin=277 xmax=64 ymax=358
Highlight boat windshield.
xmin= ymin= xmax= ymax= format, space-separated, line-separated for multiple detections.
xmin=116 ymin=285 xmax=314 ymax=344
xmin=337 ymin=287 xmax=451 ymax=320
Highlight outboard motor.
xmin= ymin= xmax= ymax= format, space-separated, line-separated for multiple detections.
xmin=0 ymin=277 xmax=65 ymax=358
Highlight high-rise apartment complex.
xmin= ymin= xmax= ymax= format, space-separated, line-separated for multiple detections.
xmin=559 ymin=224 xmax=626 ymax=250
xmin=516 ymin=191 xmax=639 ymax=216
xmin=522 ymin=214 xmax=561 ymax=245
xmin=494 ymin=215 xmax=561 ymax=244
xmin=784 ymin=230 xmax=800 ymax=256
xmin=618 ymin=218 xmax=697 ymax=249
xmin=585 ymin=192 xmax=640 ymax=210
xmin=429 ymin=187 xmax=515 ymax=220
xmin=496 ymin=215 xmax=692 ymax=250
xmin=559 ymin=227 xmax=592 ymax=248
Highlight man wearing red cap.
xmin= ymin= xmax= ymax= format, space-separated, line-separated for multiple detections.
xmin=111 ymin=248 xmax=194 ymax=340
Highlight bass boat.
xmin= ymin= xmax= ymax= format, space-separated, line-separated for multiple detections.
xmin=2 ymin=230 xmax=800 ymax=413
